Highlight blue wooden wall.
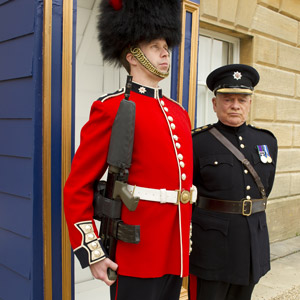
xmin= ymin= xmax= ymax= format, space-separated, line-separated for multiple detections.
xmin=0 ymin=0 xmax=44 ymax=299
xmin=171 ymin=0 xmax=200 ymax=128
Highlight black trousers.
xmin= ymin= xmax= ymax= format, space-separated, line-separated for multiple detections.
xmin=110 ymin=274 xmax=183 ymax=300
xmin=189 ymin=275 xmax=255 ymax=300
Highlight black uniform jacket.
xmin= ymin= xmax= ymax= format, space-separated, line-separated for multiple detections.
xmin=190 ymin=121 xmax=277 ymax=285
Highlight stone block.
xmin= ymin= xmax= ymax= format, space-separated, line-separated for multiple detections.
xmin=267 ymin=197 xmax=300 ymax=242
xmin=255 ymin=65 xmax=295 ymax=97
xmin=276 ymin=149 xmax=300 ymax=173
xmin=291 ymin=172 xmax=300 ymax=195
xmin=258 ymin=0 xmax=280 ymax=10
xmin=251 ymin=5 xmax=298 ymax=44
xmin=219 ymin=0 xmax=238 ymax=24
xmin=200 ymin=0 xmax=218 ymax=20
xmin=277 ymin=98 xmax=300 ymax=122
xmin=254 ymin=36 xmax=277 ymax=65
xmin=235 ymin=0 xmax=257 ymax=28
xmin=293 ymin=125 xmax=300 ymax=147
xmin=296 ymin=75 xmax=300 ymax=98
xmin=252 ymin=94 xmax=275 ymax=121
xmin=298 ymin=22 xmax=300 ymax=46
xmin=253 ymin=121 xmax=293 ymax=147
xmin=269 ymin=173 xmax=290 ymax=199
xmin=240 ymin=38 xmax=254 ymax=65
xmin=280 ymin=0 xmax=300 ymax=21
xmin=278 ymin=43 xmax=300 ymax=72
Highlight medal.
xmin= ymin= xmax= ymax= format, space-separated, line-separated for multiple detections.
xmin=257 ymin=145 xmax=267 ymax=163
xmin=261 ymin=155 xmax=268 ymax=163
xmin=263 ymin=145 xmax=272 ymax=163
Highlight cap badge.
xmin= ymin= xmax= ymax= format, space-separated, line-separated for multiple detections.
xmin=138 ymin=86 xmax=147 ymax=94
xmin=233 ymin=71 xmax=242 ymax=80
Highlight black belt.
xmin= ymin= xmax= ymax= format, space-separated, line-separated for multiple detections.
xmin=197 ymin=196 xmax=267 ymax=216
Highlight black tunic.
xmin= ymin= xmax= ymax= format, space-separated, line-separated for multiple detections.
xmin=190 ymin=121 xmax=278 ymax=285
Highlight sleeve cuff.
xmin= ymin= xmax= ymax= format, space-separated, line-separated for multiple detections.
xmin=74 ymin=221 xmax=107 ymax=268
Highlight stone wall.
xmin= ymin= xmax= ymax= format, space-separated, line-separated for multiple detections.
xmin=199 ymin=0 xmax=300 ymax=242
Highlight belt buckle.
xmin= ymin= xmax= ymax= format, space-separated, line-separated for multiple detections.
xmin=177 ymin=190 xmax=191 ymax=205
xmin=242 ymin=199 xmax=252 ymax=216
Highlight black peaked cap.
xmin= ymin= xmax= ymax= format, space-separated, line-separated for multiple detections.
xmin=206 ymin=64 xmax=260 ymax=95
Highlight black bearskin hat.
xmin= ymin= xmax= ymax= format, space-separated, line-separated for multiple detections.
xmin=97 ymin=0 xmax=182 ymax=66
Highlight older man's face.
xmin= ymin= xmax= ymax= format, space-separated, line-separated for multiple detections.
xmin=212 ymin=93 xmax=252 ymax=127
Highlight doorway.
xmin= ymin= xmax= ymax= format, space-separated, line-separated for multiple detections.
xmin=75 ymin=1 xmax=171 ymax=298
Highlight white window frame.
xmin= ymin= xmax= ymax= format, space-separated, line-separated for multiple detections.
xmin=196 ymin=29 xmax=240 ymax=127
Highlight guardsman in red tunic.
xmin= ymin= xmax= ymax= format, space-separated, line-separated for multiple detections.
xmin=63 ymin=1 xmax=195 ymax=299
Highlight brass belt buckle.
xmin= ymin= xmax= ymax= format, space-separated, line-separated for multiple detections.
xmin=177 ymin=190 xmax=191 ymax=205
xmin=242 ymin=199 xmax=252 ymax=216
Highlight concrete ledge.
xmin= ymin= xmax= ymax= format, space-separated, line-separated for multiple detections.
xmin=270 ymin=235 xmax=300 ymax=261
xmin=253 ymin=236 xmax=300 ymax=300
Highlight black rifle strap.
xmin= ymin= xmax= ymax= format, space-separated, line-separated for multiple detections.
xmin=209 ymin=127 xmax=266 ymax=199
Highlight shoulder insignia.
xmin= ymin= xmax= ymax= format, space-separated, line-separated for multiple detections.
xmin=164 ymin=96 xmax=185 ymax=110
xmin=97 ymin=88 xmax=125 ymax=102
xmin=248 ymin=124 xmax=276 ymax=139
xmin=192 ymin=124 xmax=214 ymax=136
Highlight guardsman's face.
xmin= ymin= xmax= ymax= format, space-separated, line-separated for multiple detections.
xmin=212 ymin=93 xmax=252 ymax=127
xmin=139 ymin=38 xmax=170 ymax=74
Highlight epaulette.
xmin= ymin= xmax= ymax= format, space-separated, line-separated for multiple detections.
xmin=164 ymin=95 xmax=185 ymax=110
xmin=248 ymin=124 xmax=276 ymax=139
xmin=191 ymin=124 xmax=213 ymax=136
xmin=97 ymin=87 xmax=125 ymax=102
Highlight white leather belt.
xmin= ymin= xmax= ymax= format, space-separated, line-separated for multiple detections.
xmin=126 ymin=184 xmax=197 ymax=205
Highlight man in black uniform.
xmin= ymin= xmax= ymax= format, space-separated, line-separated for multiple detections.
xmin=189 ymin=64 xmax=278 ymax=300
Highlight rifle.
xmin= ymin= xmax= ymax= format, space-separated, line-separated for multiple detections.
xmin=93 ymin=76 xmax=140 ymax=280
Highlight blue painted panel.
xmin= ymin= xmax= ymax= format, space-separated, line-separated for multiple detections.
xmin=0 ymin=265 xmax=30 ymax=300
xmin=0 ymin=0 xmax=11 ymax=5
xmin=0 ymin=34 xmax=34 ymax=81
xmin=0 ymin=192 xmax=32 ymax=237
xmin=71 ymin=4 xmax=77 ymax=298
xmin=0 ymin=0 xmax=44 ymax=299
xmin=31 ymin=2 xmax=44 ymax=299
xmin=0 ymin=229 xmax=31 ymax=279
xmin=0 ymin=120 xmax=33 ymax=158
xmin=51 ymin=3 xmax=63 ymax=299
xmin=0 ymin=156 xmax=33 ymax=198
xmin=0 ymin=78 xmax=34 ymax=118
xmin=171 ymin=46 xmax=179 ymax=101
xmin=182 ymin=12 xmax=192 ymax=111
xmin=0 ymin=0 xmax=35 ymax=42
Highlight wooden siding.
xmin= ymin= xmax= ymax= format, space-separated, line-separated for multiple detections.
xmin=0 ymin=0 xmax=43 ymax=299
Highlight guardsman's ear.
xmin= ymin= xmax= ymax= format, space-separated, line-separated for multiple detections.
xmin=126 ymin=52 xmax=138 ymax=67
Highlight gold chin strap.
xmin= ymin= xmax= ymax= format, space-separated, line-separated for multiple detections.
xmin=130 ymin=47 xmax=169 ymax=78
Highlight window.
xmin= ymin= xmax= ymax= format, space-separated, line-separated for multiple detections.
xmin=196 ymin=29 xmax=240 ymax=127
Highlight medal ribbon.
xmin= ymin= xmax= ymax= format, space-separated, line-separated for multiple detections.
xmin=263 ymin=145 xmax=270 ymax=158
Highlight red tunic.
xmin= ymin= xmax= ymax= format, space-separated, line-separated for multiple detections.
xmin=64 ymin=82 xmax=193 ymax=278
